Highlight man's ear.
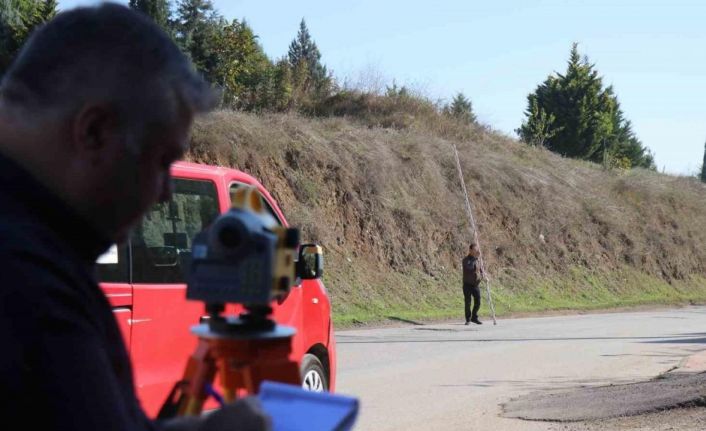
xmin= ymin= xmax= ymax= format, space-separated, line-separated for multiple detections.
xmin=72 ymin=104 xmax=120 ymax=163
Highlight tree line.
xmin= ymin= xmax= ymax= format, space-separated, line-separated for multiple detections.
xmin=134 ymin=0 xmax=333 ymax=112
xmin=2 ymin=1 xmax=479 ymax=123
xmin=6 ymin=3 xmax=704 ymax=173
xmin=0 ymin=0 xmax=333 ymax=112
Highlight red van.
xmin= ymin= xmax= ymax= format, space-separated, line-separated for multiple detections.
xmin=97 ymin=161 xmax=336 ymax=417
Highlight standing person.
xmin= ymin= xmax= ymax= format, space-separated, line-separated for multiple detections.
xmin=0 ymin=4 xmax=269 ymax=431
xmin=462 ymin=243 xmax=483 ymax=325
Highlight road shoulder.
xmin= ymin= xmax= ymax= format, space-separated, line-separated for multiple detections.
xmin=503 ymin=348 xmax=706 ymax=429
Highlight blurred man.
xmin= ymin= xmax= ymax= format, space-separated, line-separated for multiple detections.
xmin=0 ymin=4 xmax=269 ymax=430
xmin=462 ymin=243 xmax=483 ymax=325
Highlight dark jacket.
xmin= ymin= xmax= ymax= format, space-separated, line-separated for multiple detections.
xmin=0 ymin=152 xmax=154 ymax=430
xmin=462 ymin=255 xmax=481 ymax=285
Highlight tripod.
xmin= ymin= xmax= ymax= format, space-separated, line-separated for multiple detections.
xmin=160 ymin=304 xmax=302 ymax=417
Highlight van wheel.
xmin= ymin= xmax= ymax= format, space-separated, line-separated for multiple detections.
xmin=301 ymin=354 xmax=328 ymax=392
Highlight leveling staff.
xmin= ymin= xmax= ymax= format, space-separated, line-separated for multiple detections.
xmin=0 ymin=4 xmax=269 ymax=431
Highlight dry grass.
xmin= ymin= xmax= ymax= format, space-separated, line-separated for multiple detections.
xmin=187 ymin=109 xmax=706 ymax=325
xmin=306 ymin=90 xmax=488 ymax=142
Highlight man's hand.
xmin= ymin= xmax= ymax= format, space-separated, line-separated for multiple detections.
xmin=162 ymin=397 xmax=272 ymax=431
xmin=202 ymin=397 xmax=272 ymax=431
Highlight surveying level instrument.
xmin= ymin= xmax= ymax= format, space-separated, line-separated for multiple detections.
xmin=159 ymin=186 xmax=302 ymax=418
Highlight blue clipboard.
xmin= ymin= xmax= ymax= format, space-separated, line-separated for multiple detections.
xmin=257 ymin=381 xmax=359 ymax=431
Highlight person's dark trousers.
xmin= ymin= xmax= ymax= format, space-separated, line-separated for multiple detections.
xmin=463 ymin=282 xmax=481 ymax=322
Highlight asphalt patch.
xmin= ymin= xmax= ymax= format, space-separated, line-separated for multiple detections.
xmin=502 ymin=372 xmax=706 ymax=422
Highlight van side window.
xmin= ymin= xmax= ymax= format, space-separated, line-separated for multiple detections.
xmin=229 ymin=183 xmax=283 ymax=227
xmin=132 ymin=179 xmax=219 ymax=284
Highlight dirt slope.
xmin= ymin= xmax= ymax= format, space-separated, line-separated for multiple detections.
xmin=187 ymin=110 xmax=706 ymax=324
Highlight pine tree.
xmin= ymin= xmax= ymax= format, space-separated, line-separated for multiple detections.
xmin=287 ymin=19 xmax=319 ymax=71
xmin=174 ymin=0 xmax=220 ymax=81
xmin=700 ymin=141 xmax=706 ymax=183
xmin=129 ymin=0 xmax=171 ymax=32
xmin=518 ymin=43 xmax=654 ymax=169
xmin=446 ymin=92 xmax=476 ymax=124
xmin=176 ymin=0 xmax=213 ymax=37
xmin=287 ymin=18 xmax=330 ymax=102
xmin=539 ymin=44 xmax=614 ymax=161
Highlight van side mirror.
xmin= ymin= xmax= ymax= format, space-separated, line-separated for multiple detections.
xmin=298 ymin=244 xmax=323 ymax=280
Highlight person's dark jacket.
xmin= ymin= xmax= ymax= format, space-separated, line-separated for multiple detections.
xmin=462 ymin=255 xmax=481 ymax=286
xmin=0 ymin=152 xmax=154 ymax=430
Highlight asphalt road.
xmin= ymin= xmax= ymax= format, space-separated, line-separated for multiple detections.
xmin=335 ymin=306 xmax=706 ymax=430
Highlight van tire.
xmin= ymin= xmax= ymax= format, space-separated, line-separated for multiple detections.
xmin=301 ymin=354 xmax=328 ymax=392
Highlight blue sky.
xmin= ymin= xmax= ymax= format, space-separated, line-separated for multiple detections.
xmin=60 ymin=0 xmax=706 ymax=175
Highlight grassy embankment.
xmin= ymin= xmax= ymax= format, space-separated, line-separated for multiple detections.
xmin=187 ymin=95 xmax=706 ymax=327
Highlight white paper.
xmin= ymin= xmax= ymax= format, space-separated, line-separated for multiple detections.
xmin=97 ymin=244 xmax=119 ymax=264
